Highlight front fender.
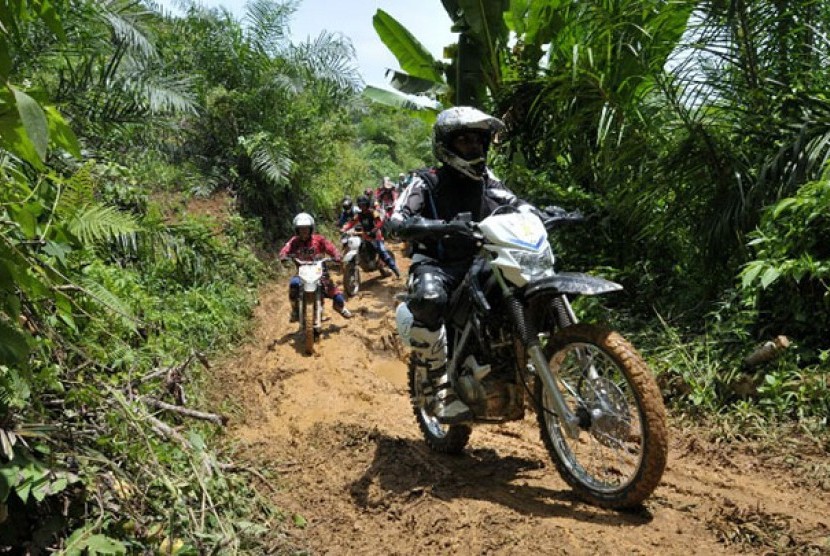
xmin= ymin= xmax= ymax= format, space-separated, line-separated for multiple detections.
xmin=524 ymin=272 xmax=622 ymax=299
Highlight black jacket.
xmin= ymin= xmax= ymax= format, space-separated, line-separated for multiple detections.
xmin=389 ymin=166 xmax=526 ymax=262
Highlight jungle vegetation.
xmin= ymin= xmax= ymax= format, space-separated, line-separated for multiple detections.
xmin=1 ymin=0 xmax=827 ymax=551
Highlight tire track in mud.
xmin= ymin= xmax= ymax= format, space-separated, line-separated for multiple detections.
xmin=211 ymin=244 xmax=830 ymax=555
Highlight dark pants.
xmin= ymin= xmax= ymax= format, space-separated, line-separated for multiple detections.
xmin=289 ymin=275 xmax=346 ymax=310
xmin=406 ymin=260 xmax=468 ymax=330
xmin=371 ymin=239 xmax=398 ymax=272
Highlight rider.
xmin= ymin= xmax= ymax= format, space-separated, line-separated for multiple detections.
xmin=341 ymin=195 xmax=401 ymax=278
xmin=363 ymin=187 xmax=378 ymax=209
xmin=279 ymin=212 xmax=353 ymax=321
xmin=387 ymin=106 xmax=533 ymax=424
xmin=396 ymin=172 xmax=409 ymax=193
xmin=337 ymin=196 xmax=357 ymax=227
xmin=376 ymin=177 xmax=398 ymax=214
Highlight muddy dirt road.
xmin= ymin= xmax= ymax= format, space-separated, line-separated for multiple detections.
xmin=212 ymin=245 xmax=830 ymax=555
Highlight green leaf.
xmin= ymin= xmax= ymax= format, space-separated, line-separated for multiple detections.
xmin=34 ymin=0 xmax=66 ymax=39
xmin=386 ymin=70 xmax=445 ymax=95
xmin=373 ymin=9 xmax=444 ymax=82
xmin=760 ymin=267 xmax=781 ymax=289
xmin=0 ymin=319 xmax=30 ymax=366
xmin=44 ymin=106 xmax=80 ymax=157
xmin=0 ymin=463 xmax=21 ymax=503
xmin=741 ymin=261 xmax=764 ymax=288
xmin=0 ymin=38 xmax=11 ymax=80
xmin=0 ymin=86 xmax=43 ymax=168
xmin=80 ymin=534 xmax=126 ymax=555
xmin=771 ymin=197 xmax=797 ymax=219
xmin=362 ymin=86 xmax=438 ymax=120
xmin=11 ymin=86 xmax=48 ymax=162
xmin=456 ymin=0 xmax=509 ymax=44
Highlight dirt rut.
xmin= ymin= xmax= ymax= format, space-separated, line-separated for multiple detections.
xmin=212 ymin=245 xmax=830 ymax=555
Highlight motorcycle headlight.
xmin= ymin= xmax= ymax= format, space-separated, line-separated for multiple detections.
xmin=511 ymin=246 xmax=554 ymax=280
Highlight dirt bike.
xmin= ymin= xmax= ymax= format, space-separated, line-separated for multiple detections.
xmin=381 ymin=202 xmax=399 ymax=241
xmin=294 ymin=257 xmax=334 ymax=355
xmin=340 ymin=229 xmax=396 ymax=297
xmin=395 ymin=206 xmax=668 ymax=509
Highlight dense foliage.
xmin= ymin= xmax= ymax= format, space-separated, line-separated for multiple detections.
xmin=2 ymin=0 xmax=829 ymax=551
xmin=0 ymin=0 xmax=429 ymax=552
xmin=377 ymin=0 xmax=829 ymax=425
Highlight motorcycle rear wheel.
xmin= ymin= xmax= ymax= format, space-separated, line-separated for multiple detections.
xmin=344 ymin=262 xmax=360 ymax=297
xmin=407 ymin=357 xmax=470 ymax=454
xmin=301 ymin=291 xmax=315 ymax=355
xmin=535 ymin=323 xmax=667 ymax=508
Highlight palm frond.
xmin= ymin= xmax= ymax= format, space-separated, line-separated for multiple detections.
xmin=244 ymin=0 xmax=298 ymax=56
xmin=101 ymin=6 xmax=156 ymax=60
xmin=289 ymin=31 xmax=363 ymax=94
xmin=249 ymin=140 xmax=293 ymax=189
xmin=129 ymin=73 xmax=197 ymax=116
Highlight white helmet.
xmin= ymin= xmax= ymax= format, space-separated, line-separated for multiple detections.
xmin=432 ymin=106 xmax=504 ymax=180
xmin=292 ymin=212 xmax=314 ymax=233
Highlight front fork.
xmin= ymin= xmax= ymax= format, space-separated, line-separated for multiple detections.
xmin=490 ymin=261 xmax=584 ymax=438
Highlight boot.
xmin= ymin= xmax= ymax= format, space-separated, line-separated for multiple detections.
xmin=428 ymin=367 xmax=473 ymax=424
xmin=409 ymin=325 xmax=472 ymax=424
xmin=391 ymin=265 xmax=401 ymax=279
xmin=289 ymin=299 xmax=299 ymax=322
xmin=339 ymin=307 xmax=353 ymax=319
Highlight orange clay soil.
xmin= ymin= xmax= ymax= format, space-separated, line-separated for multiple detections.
xmin=210 ymin=243 xmax=830 ymax=555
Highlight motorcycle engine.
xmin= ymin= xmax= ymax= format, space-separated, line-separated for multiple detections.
xmin=457 ymin=354 xmax=523 ymax=421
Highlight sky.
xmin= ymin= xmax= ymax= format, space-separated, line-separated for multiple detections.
xmin=156 ymin=0 xmax=456 ymax=89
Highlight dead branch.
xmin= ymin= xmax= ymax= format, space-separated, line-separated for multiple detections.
xmin=143 ymin=397 xmax=228 ymax=426
xmin=743 ymin=335 xmax=791 ymax=368
xmin=146 ymin=414 xmax=190 ymax=448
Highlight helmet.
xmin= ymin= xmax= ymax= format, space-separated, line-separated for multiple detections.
xmin=356 ymin=195 xmax=371 ymax=209
xmin=432 ymin=106 xmax=504 ymax=179
xmin=342 ymin=197 xmax=353 ymax=210
xmin=292 ymin=212 xmax=314 ymax=233
xmin=398 ymin=173 xmax=406 ymax=179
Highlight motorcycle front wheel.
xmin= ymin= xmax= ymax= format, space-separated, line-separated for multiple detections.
xmin=535 ymin=323 xmax=667 ymax=509
xmin=301 ymin=291 xmax=315 ymax=355
xmin=344 ymin=261 xmax=359 ymax=297
xmin=407 ymin=357 xmax=470 ymax=454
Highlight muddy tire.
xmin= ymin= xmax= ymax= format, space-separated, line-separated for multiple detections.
xmin=344 ymin=262 xmax=359 ymax=297
xmin=302 ymin=291 xmax=315 ymax=355
xmin=408 ymin=357 xmax=470 ymax=454
xmin=535 ymin=323 xmax=667 ymax=509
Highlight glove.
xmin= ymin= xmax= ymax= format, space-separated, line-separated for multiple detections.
xmin=397 ymin=216 xmax=446 ymax=240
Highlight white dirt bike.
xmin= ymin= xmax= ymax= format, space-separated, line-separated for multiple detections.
xmin=294 ymin=257 xmax=333 ymax=355
xmin=340 ymin=229 xmax=394 ymax=297
xmin=395 ymin=206 xmax=668 ymax=509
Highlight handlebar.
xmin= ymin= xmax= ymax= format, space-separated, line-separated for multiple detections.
xmin=289 ymin=256 xmax=336 ymax=266
xmin=398 ymin=206 xmax=584 ymax=241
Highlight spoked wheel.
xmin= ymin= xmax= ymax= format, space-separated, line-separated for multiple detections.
xmin=344 ymin=262 xmax=359 ymax=296
xmin=407 ymin=357 xmax=470 ymax=454
xmin=301 ymin=291 xmax=315 ymax=355
xmin=535 ymin=324 xmax=667 ymax=508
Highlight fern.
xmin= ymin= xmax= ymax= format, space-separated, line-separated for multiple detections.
xmin=58 ymin=163 xmax=97 ymax=217
xmin=77 ymin=278 xmax=138 ymax=332
xmin=67 ymin=204 xmax=140 ymax=245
